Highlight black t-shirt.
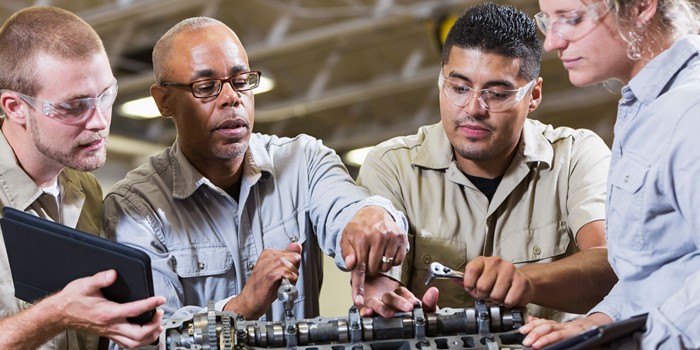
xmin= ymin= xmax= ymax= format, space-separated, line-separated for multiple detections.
xmin=465 ymin=174 xmax=503 ymax=202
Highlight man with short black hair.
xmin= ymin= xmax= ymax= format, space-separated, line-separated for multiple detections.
xmin=357 ymin=2 xmax=617 ymax=322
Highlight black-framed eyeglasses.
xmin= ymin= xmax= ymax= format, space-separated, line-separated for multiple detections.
xmin=161 ymin=70 xmax=261 ymax=98
xmin=1 ymin=80 xmax=118 ymax=125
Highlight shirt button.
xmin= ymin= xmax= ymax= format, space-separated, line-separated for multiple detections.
xmin=290 ymin=236 xmax=298 ymax=243
xmin=248 ymin=262 xmax=255 ymax=271
xmin=422 ymin=255 xmax=432 ymax=264
xmin=198 ymin=262 xmax=206 ymax=270
xmin=533 ymin=246 xmax=542 ymax=256
xmin=624 ymin=175 xmax=629 ymax=183
xmin=22 ymin=301 xmax=31 ymax=309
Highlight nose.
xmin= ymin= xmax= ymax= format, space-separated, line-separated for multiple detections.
xmin=84 ymin=106 xmax=110 ymax=131
xmin=543 ymin=29 xmax=568 ymax=52
xmin=463 ymin=92 xmax=488 ymax=116
xmin=217 ymin=80 xmax=242 ymax=107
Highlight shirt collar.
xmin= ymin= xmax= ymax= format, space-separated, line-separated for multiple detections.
xmin=412 ymin=120 xmax=553 ymax=170
xmin=627 ymin=35 xmax=700 ymax=104
xmin=0 ymin=121 xmax=83 ymax=211
xmin=0 ymin=126 xmax=43 ymax=209
xmin=169 ymin=135 xmax=272 ymax=199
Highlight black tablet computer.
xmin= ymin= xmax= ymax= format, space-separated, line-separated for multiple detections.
xmin=542 ymin=313 xmax=648 ymax=350
xmin=0 ymin=207 xmax=156 ymax=325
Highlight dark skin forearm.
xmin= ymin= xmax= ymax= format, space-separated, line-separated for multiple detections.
xmin=522 ymin=247 xmax=616 ymax=313
xmin=521 ymin=220 xmax=616 ymax=313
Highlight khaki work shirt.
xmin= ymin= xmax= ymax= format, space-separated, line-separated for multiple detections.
xmin=357 ymin=120 xmax=609 ymax=321
xmin=0 ymin=122 xmax=104 ymax=350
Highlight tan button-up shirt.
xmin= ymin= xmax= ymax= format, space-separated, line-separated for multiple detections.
xmin=357 ymin=120 xmax=610 ymax=321
xmin=0 ymin=122 xmax=104 ymax=350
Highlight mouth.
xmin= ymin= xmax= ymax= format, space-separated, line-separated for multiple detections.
xmin=78 ymin=136 xmax=106 ymax=152
xmin=457 ymin=123 xmax=492 ymax=139
xmin=561 ymin=57 xmax=581 ymax=69
xmin=212 ymin=117 xmax=249 ymax=138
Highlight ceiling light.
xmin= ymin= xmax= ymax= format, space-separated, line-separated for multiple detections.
xmin=119 ymin=96 xmax=161 ymax=119
xmin=257 ymin=76 xmax=275 ymax=94
xmin=118 ymin=76 xmax=275 ymax=120
xmin=343 ymin=146 xmax=374 ymax=167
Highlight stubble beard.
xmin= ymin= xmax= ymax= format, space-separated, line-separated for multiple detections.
xmin=29 ymin=116 xmax=106 ymax=172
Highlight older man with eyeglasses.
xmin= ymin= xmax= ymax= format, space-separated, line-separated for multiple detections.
xmin=355 ymin=3 xmax=617 ymax=323
xmin=101 ymin=17 xmax=410 ymax=323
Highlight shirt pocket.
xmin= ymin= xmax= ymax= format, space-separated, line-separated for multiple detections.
xmin=411 ymin=234 xmax=468 ymax=304
xmin=262 ymin=209 xmax=307 ymax=249
xmin=499 ymin=221 xmax=571 ymax=264
xmin=170 ymin=244 xmax=233 ymax=278
xmin=607 ymin=157 xmax=649 ymax=249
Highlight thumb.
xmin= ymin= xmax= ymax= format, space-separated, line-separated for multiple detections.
xmin=92 ymin=269 xmax=118 ymax=288
xmin=341 ymin=235 xmax=357 ymax=270
xmin=286 ymin=242 xmax=303 ymax=253
xmin=421 ymin=287 xmax=440 ymax=312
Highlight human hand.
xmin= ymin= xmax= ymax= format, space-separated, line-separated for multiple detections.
xmin=340 ymin=205 xmax=408 ymax=305
xmin=225 ymin=242 xmax=302 ymax=319
xmin=519 ymin=313 xmax=612 ymax=349
xmin=462 ymin=256 xmax=534 ymax=308
xmin=355 ymin=275 xmax=440 ymax=318
xmin=54 ymin=269 xmax=165 ymax=349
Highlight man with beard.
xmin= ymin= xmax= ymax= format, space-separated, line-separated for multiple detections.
xmin=0 ymin=6 xmax=164 ymax=350
xmin=101 ymin=17 xmax=409 ymax=322
xmin=356 ymin=2 xmax=616 ymax=323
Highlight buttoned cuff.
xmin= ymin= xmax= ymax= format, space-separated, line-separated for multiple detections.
xmin=215 ymin=295 xmax=236 ymax=312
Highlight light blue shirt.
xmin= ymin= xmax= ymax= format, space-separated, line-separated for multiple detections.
xmin=102 ymin=133 xmax=406 ymax=322
xmin=590 ymin=35 xmax=700 ymax=348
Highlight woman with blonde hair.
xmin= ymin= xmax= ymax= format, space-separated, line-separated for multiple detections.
xmin=520 ymin=0 xmax=700 ymax=348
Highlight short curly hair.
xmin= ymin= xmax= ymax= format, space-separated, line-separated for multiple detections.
xmin=441 ymin=2 xmax=541 ymax=81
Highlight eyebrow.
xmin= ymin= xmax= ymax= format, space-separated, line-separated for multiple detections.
xmin=190 ymin=65 xmax=250 ymax=81
xmin=59 ymin=79 xmax=117 ymax=101
xmin=447 ymin=72 xmax=517 ymax=89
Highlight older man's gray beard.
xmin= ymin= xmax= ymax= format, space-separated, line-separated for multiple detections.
xmin=29 ymin=115 xmax=107 ymax=172
xmin=212 ymin=142 xmax=247 ymax=161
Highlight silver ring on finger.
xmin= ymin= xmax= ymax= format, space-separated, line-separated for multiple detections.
xmin=381 ymin=256 xmax=395 ymax=264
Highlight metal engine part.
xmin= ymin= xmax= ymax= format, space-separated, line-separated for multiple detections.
xmin=161 ymin=302 xmax=529 ymax=350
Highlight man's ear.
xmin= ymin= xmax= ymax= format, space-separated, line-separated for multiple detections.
xmin=0 ymin=92 xmax=28 ymax=126
xmin=528 ymin=77 xmax=543 ymax=113
xmin=150 ymin=84 xmax=173 ymax=118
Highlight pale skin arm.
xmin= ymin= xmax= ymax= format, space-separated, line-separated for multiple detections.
xmin=520 ymin=312 xmax=614 ymax=349
xmin=0 ymin=270 xmax=165 ymax=350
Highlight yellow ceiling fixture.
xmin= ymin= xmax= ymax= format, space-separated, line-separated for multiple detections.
xmin=428 ymin=13 xmax=458 ymax=54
